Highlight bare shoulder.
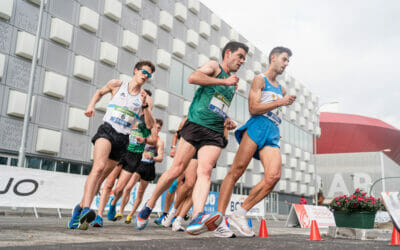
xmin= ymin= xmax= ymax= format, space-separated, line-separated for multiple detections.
xmin=251 ymin=75 xmax=265 ymax=90
xmin=197 ymin=60 xmax=219 ymax=76
xmin=107 ymin=79 xmax=123 ymax=89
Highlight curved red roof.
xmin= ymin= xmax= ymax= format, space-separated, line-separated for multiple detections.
xmin=317 ymin=112 xmax=400 ymax=165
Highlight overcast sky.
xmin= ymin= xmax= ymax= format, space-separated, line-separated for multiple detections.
xmin=201 ymin=0 xmax=400 ymax=129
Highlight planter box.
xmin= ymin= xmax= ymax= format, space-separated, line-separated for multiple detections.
xmin=334 ymin=211 xmax=376 ymax=229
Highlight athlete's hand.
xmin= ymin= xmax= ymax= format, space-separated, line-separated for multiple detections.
xmin=136 ymin=136 xmax=145 ymax=144
xmin=141 ymin=90 xmax=148 ymax=106
xmin=169 ymin=147 xmax=176 ymax=158
xmin=224 ymin=75 xmax=239 ymax=87
xmin=84 ymin=106 xmax=95 ymax=117
xmin=224 ymin=118 xmax=237 ymax=130
xmin=143 ymin=152 xmax=151 ymax=159
xmin=279 ymin=95 xmax=296 ymax=106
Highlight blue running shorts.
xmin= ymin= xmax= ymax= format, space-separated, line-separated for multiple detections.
xmin=235 ymin=115 xmax=280 ymax=160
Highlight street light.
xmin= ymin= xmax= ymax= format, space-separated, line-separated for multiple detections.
xmin=313 ymin=101 xmax=339 ymax=205
xmin=380 ymin=148 xmax=391 ymax=193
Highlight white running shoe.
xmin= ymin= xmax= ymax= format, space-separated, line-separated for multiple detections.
xmin=162 ymin=209 xmax=176 ymax=227
xmin=228 ymin=213 xmax=255 ymax=237
xmin=214 ymin=217 xmax=236 ymax=238
xmin=381 ymin=191 xmax=400 ymax=232
xmin=172 ymin=217 xmax=185 ymax=232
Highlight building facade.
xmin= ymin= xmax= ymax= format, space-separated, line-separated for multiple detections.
xmin=0 ymin=0 xmax=320 ymax=214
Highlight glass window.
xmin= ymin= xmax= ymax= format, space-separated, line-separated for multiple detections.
xmin=56 ymin=161 xmax=68 ymax=173
xmin=82 ymin=165 xmax=91 ymax=175
xmin=290 ymin=123 xmax=295 ymax=145
xmin=236 ymin=95 xmax=245 ymax=122
xmin=244 ymin=99 xmax=250 ymax=121
xmin=26 ymin=157 xmax=41 ymax=169
xmin=169 ymin=59 xmax=183 ymax=95
xmin=0 ymin=156 xmax=8 ymax=165
xmin=10 ymin=158 xmax=18 ymax=166
xmin=182 ymin=65 xmax=195 ymax=100
xmin=70 ymin=163 xmax=82 ymax=175
xmin=228 ymin=95 xmax=237 ymax=120
xmin=41 ymin=159 xmax=55 ymax=171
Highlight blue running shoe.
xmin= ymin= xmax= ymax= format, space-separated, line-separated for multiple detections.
xmin=107 ymin=204 xmax=116 ymax=221
xmin=135 ymin=205 xmax=152 ymax=230
xmin=154 ymin=214 xmax=166 ymax=226
xmin=67 ymin=204 xmax=82 ymax=229
xmin=91 ymin=215 xmax=103 ymax=227
xmin=78 ymin=207 xmax=96 ymax=230
xmin=186 ymin=212 xmax=223 ymax=235
xmin=170 ymin=216 xmax=176 ymax=227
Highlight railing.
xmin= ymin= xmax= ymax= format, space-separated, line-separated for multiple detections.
xmin=369 ymin=177 xmax=400 ymax=195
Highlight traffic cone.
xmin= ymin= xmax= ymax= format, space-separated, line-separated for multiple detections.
xmin=248 ymin=218 xmax=253 ymax=228
xmin=309 ymin=220 xmax=322 ymax=241
xmin=258 ymin=219 xmax=268 ymax=238
xmin=389 ymin=226 xmax=400 ymax=246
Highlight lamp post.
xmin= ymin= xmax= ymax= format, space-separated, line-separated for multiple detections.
xmin=313 ymin=101 xmax=339 ymax=205
xmin=379 ymin=148 xmax=391 ymax=193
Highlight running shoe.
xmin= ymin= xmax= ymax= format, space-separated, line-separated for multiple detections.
xmin=67 ymin=204 xmax=82 ymax=229
xmin=381 ymin=191 xmax=400 ymax=232
xmin=214 ymin=217 xmax=236 ymax=238
xmin=228 ymin=213 xmax=255 ymax=237
xmin=186 ymin=212 xmax=223 ymax=235
xmin=170 ymin=216 xmax=176 ymax=227
xmin=125 ymin=215 xmax=132 ymax=224
xmin=154 ymin=214 xmax=166 ymax=226
xmin=114 ymin=212 xmax=123 ymax=221
xmin=172 ymin=217 xmax=185 ymax=232
xmin=162 ymin=209 xmax=177 ymax=227
xmin=78 ymin=208 xmax=96 ymax=230
xmin=184 ymin=214 xmax=190 ymax=221
xmin=107 ymin=204 xmax=116 ymax=221
xmin=91 ymin=215 xmax=103 ymax=227
xmin=135 ymin=205 xmax=152 ymax=230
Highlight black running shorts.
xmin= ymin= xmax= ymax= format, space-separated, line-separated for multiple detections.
xmin=135 ymin=162 xmax=156 ymax=182
xmin=119 ymin=151 xmax=143 ymax=173
xmin=91 ymin=122 xmax=129 ymax=162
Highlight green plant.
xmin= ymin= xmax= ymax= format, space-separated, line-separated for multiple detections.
xmin=329 ymin=188 xmax=383 ymax=213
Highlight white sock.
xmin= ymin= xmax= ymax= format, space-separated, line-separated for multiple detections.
xmin=170 ymin=207 xmax=177 ymax=215
xmin=235 ymin=206 xmax=248 ymax=217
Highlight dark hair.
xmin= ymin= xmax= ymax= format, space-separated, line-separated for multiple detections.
xmin=156 ymin=119 xmax=163 ymax=127
xmin=134 ymin=61 xmax=155 ymax=74
xmin=144 ymin=89 xmax=152 ymax=96
xmin=222 ymin=41 xmax=249 ymax=59
xmin=268 ymin=47 xmax=292 ymax=63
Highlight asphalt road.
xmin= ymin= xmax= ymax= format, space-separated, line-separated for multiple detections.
xmin=0 ymin=216 xmax=395 ymax=249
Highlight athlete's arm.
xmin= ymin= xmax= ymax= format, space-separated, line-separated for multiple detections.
xmin=84 ymin=79 xmax=122 ymax=117
xmin=188 ymin=60 xmax=239 ymax=87
xmin=248 ymin=75 xmax=296 ymax=116
xmin=170 ymin=117 xmax=187 ymax=157
xmin=142 ymin=90 xmax=155 ymax=129
xmin=153 ymin=139 xmax=165 ymax=163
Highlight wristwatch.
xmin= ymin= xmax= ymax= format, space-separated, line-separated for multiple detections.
xmin=142 ymin=104 xmax=149 ymax=109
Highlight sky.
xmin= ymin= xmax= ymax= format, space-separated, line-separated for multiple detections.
xmin=201 ymin=0 xmax=400 ymax=129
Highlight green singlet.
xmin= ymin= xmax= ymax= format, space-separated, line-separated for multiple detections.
xmin=127 ymin=120 xmax=151 ymax=153
xmin=188 ymin=65 xmax=235 ymax=134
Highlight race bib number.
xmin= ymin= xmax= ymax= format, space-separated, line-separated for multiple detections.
xmin=142 ymin=150 xmax=155 ymax=163
xmin=208 ymin=92 xmax=231 ymax=119
xmin=129 ymin=127 xmax=143 ymax=145
xmin=110 ymin=107 xmax=136 ymax=128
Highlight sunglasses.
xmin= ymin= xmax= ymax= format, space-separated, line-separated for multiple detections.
xmin=140 ymin=69 xmax=152 ymax=79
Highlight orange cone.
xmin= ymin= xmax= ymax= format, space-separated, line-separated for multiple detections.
xmin=390 ymin=226 xmax=400 ymax=246
xmin=309 ymin=220 xmax=322 ymax=241
xmin=258 ymin=219 xmax=269 ymax=238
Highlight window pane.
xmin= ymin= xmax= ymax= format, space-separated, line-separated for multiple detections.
xmin=26 ymin=157 xmax=41 ymax=169
xmin=56 ymin=161 xmax=68 ymax=173
xmin=10 ymin=158 xmax=18 ymax=166
xmin=169 ymin=59 xmax=183 ymax=95
xmin=82 ymin=165 xmax=91 ymax=175
xmin=70 ymin=163 xmax=81 ymax=175
xmin=182 ymin=65 xmax=195 ymax=100
xmin=236 ymin=96 xmax=245 ymax=123
xmin=41 ymin=159 xmax=55 ymax=171
xmin=0 ymin=156 xmax=8 ymax=165
xmin=228 ymin=95 xmax=237 ymax=120
xmin=244 ymin=99 xmax=250 ymax=121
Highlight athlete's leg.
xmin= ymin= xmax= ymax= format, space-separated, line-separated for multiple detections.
xmin=241 ymin=146 xmax=281 ymax=210
xmin=97 ymin=165 xmax=122 ymax=218
xmin=80 ymin=138 xmax=112 ymax=208
xmin=174 ymin=159 xmax=198 ymax=210
xmin=217 ymin=131 xmax=257 ymax=215
xmin=146 ymin=138 xmax=196 ymax=209
xmin=128 ymin=180 xmax=149 ymax=217
xmin=178 ymin=194 xmax=193 ymax=218
xmin=93 ymin=159 xmax=118 ymax=197
xmin=192 ymin=145 xmax=222 ymax=216
xmin=119 ymin=173 xmax=141 ymax=215
xmin=111 ymin=170 xmax=134 ymax=206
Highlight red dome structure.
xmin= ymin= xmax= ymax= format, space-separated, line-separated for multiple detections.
xmin=317 ymin=112 xmax=400 ymax=165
